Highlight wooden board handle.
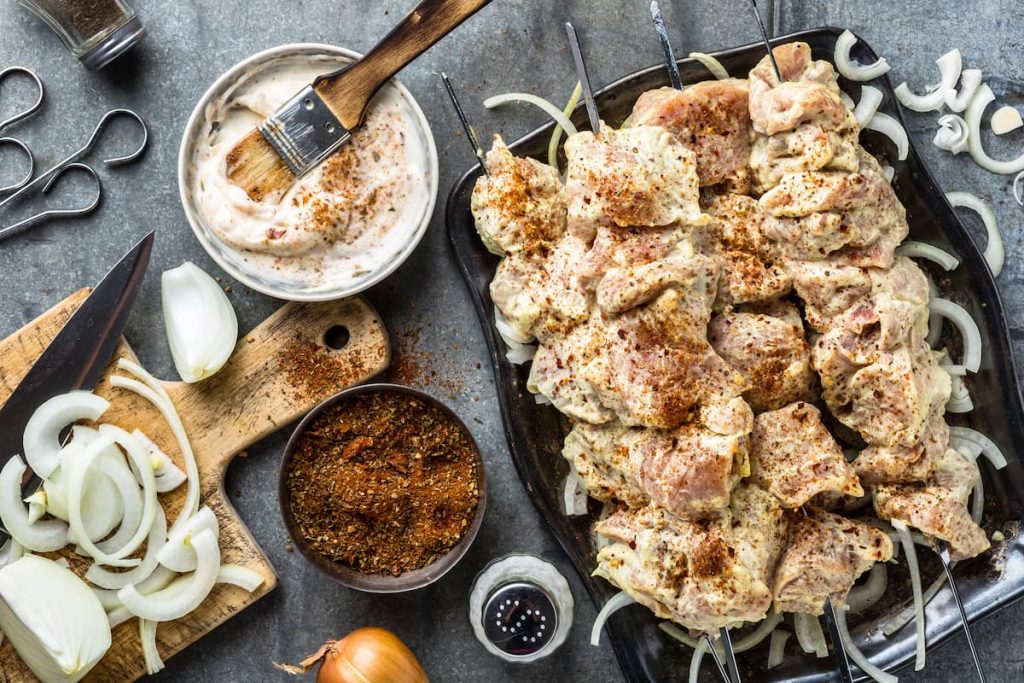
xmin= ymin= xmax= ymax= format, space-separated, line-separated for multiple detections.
xmin=163 ymin=297 xmax=389 ymax=475
xmin=315 ymin=0 xmax=492 ymax=129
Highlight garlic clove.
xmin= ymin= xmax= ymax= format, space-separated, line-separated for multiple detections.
xmin=161 ymin=262 xmax=238 ymax=384
xmin=991 ymin=105 xmax=1023 ymax=135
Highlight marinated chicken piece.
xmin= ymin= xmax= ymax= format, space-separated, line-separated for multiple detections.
xmin=490 ymin=234 xmax=592 ymax=343
xmin=874 ymin=484 xmax=989 ymax=560
xmin=631 ymin=79 xmax=753 ymax=186
xmin=813 ymin=332 xmax=950 ymax=448
xmin=471 ymin=137 xmax=567 ymax=255
xmin=703 ymin=194 xmax=791 ymax=306
xmin=750 ymin=121 xmax=860 ymax=192
xmin=760 ymin=151 xmax=908 ymax=268
xmin=855 ymin=415 xmax=950 ymax=486
xmin=790 ymin=260 xmax=872 ymax=333
xmin=748 ymin=43 xmax=850 ymax=136
xmin=564 ymin=125 xmax=707 ymax=240
xmin=528 ymin=319 xmax=614 ymax=424
xmin=583 ymin=284 xmax=749 ymax=428
xmin=563 ymin=397 xmax=752 ymax=518
xmin=594 ymin=503 xmax=777 ymax=632
xmin=731 ymin=482 xmax=788 ymax=583
xmin=595 ymin=252 xmax=716 ymax=315
xmin=773 ymin=507 xmax=893 ymax=614
xmin=579 ymin=225 xmax=692 ymax=288
xmin=750 ymin=402 xmax=863 ymax=507
xmin=708 ymin=303 xmax=815 ymax=412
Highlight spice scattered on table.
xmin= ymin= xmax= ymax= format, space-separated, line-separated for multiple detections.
xmin=279 ymin=337 xmax=370 ymax=399
xmin=285 ymin=390 xmax=480 ymax=576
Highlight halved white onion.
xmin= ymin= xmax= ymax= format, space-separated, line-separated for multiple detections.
xmin=117 ymin=528 xmax=220 ymax=622
xmin=948 ymin=427 xmax=1008 ymax=469
xmin=834 ymin=30 xmax=891 ymax=81
xmin=87 ymin=506 xmax=167 ymax=590
xmin=157 ymin=506 xmax=219 ymax=573
xmin=23 ymin=391 xmax=109 ymax=479
xmin=929 ymin=298 xmax=982 ymax=372
xmin=965 ymin=83 xmax=1024 ymax=174
xmin=895 ymin=241 xmax=960 ymax=270
xmin=946 ymin=69 xmax=983 ymax=113
xmin=688 ymin=52 xmax=729 ymax=80
xmin=590 ymin=590 xmax=636 ymax=646
xmin=933 ymin=114 xmax=969 ymax=155
xmin=864 ymin=112 xmax=909 ymax=160
xmin=484 ymin=93 xmax=579 ymax=137
xmin=945 ymin=191 xmax=1004 ymax=276
xmin=892 ymin=519 xmax=926 ymax=671
xmin=0 ymin=455 xmax=68 ymax=552
xmin=130 ymin=429 xmax=186 ymax=493
xmin=894 ymin=49 xmax=962 ymax=112
xmin=162 ymin=262 xmax=238 ymax=384
xmin=854 ymin=85 xmax=884 ymax=127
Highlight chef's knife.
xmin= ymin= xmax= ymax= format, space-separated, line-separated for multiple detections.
xmin=0 ymin=231 xmax=153 ymax=504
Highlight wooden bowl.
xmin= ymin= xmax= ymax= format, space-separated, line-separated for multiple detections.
xmin=279 ymin=383 xmax=487 ymax=592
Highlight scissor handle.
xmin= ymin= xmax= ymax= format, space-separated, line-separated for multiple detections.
xmin=0 ymin=163 xmax=102 ymax=242
xmin=0 ymin=67 xmax=44 ymax=133
xmin=0 ymin=137 xmax=35 ymax=194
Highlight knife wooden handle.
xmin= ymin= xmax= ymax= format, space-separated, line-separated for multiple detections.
xmin=314 ymin=0 xmax=492 ymax=130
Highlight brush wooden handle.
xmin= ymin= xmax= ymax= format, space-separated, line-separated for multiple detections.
xmin=314 ymin=0 xmax=491 ymax=129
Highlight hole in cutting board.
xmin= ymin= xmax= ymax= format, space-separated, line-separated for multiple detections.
xmin=323 ymin=325 xmax=350 ymax=351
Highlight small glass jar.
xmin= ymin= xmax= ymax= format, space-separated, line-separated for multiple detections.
xmin=17 ymin=0 xmax=145 ymax=71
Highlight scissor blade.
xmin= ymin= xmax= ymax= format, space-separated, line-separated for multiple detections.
xmin=936 ymin=540 xmax=988 ymax=683
xmin=564 ymin=22 xmax=602 ymax=135
xmin=822 ymin=598 xmax=855 ymax=683
xmin=0 ymin=231 xmax=153 ymax=472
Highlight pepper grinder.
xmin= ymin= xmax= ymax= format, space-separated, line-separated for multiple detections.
xmin=469 ymin=555 xmax=574 ymax=663
xmin=16 ymin=0 xmax=145 ymax=71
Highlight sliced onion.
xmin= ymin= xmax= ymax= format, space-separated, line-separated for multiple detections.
xmin=946 ymin=391 xmax=975 ymax=413
xmin=1013 ymin=171 xmax=1024 ymax=206
xmin=111 ymin=359 xmax=200 ymax=536
xmin=534 ymin=393 xmax=553 ymax=405
xmin=591 ymin=591 xmax=636 ymax=646
xmin=882 ymin=165 xmax=895 ymax=183
xmin=100 ymin=566 xmax=178 ymax=626
xmin=933 ymin=114 xmax=969 ymax=155
xmin=864 ymin=112 xmax=909 ymax=161
xmin=893 ymin=519 xmax=926 ymax=671
xmin=946 ymin=69 xmax=983 ymax=113
xmin=93 ymin=425 xmax=157 ymax=559
xmin=929 ymin=298 xmax=982 ymax=372
xmin=895 ymin=241 xmax=960 ymax=270
xmin=924 ymin=271 xmax=943 ymax=347
xmin=130 ymin=429 xmax=186 ymax=494
xmin=688 ymin=52 xmax=729 ymax=80
xmin=948 ymin=427 xmax=1008 ymax=469
xmin=162 ymin=262 xmax=238 ymax=383
xmin=87 ymin=506 xmax=167 ymax=590
xmin=92 ymin=451 xmax=142 ymax=554
xmin=140 ymin=619 xmax=164 ymax=675
xmin=0 ymin=539 xmax=23 ymax=570
xmin=216 ymin=564 xmax=265 ymax=592
xmin=563 ymin=463 xmax=588 ymax=517
xmin=945 ymin=191 xmax=1004 ymax=276
xmin=660 ymin=621 xmax=699 ymax=648
xmin=971 ymin=468 xmax=984 ymax=524
xmin=794 ymin=612 xmax=828 ymax=658
xmin=688 ymin=637 xmax=709 ymax=683
xmin=0 ymin=455 xmax=68 ymax=552
xmin=23 ymin=491 xmax=45 ymax=525
xmin=118 ymin=528 xmax=220 ymax=622
xmin=548 ymin=81 xmax=583 ymax=169
xmin=157 ymin=506 xmax=219 ymax=572
xmin=767 ymin=629 xmax=790 ymax=668
xmin=834 ymin=30 xmax=891 ymax=81
xmin=840 ymin=90 xmax=856 ymax=111
xmin=966 ymin=83 xmax=1024 ymax=174
xmin=484 ymin=93 xmax=580 ymax=137
xmin=23 ymin=391 xmax=109 ymax=479
xmin=881 ymin=573 xmax=948 ymax=636
xmin=730 ymin=613 xmax=783 ymax=652
xmin=505 ymin=342 xmax=537 ymax=365
xmin=836 ymin=607 xmax=898 ymax=683
xmin=991 ymin=106 xmax=1023 ymax=135
xmin=848 ymin=564 xmax=889 ymax=615
xmin=854 ymin=85 xmax=884 ymax=127
xmin=894 ymin=49 xmax=962 ymax=112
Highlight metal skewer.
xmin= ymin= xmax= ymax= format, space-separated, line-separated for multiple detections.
xmin=649 ymin=1 xmax=683 ymax=91
xmin=564 ymin=22 xmax=601 ymax=135
xmin=704 ymin=634 xmax=731 ymax=683
xmin=746 ymin=0 xmax=783 ymax=83
xmin=936 ymin=540 xmax=988 ymax=682
xmin=821 ymin=598 xmax=855 ymax=683
xmin=440 ymin=72 xmax=488 ymax=177
xmin=718 ymin=627 xmax=741 ymax=682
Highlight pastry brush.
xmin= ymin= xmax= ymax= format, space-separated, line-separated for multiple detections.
xmin=225 ymin=0 xmax=491 ymax=202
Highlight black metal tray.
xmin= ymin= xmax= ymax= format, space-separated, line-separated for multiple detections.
xmin=446 ymin=27 xmax=1024 ymax=682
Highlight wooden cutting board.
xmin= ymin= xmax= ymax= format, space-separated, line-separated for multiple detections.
xmin=0 ymin=289 xmax=390 ymax=682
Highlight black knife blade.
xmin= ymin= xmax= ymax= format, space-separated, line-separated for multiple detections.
xmin=0 ymin=232 xmax=153 ymax=480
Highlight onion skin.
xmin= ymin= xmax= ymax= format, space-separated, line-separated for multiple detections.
xmin=310 ymin=628 xmax=429 ymax=683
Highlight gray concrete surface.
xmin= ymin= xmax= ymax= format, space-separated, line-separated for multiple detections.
xmin=1 ymin=0 xmax=1022 ymax=681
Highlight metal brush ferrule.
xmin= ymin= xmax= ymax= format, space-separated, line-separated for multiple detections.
xmin=258 ymin=85 xmax=351 ymax=178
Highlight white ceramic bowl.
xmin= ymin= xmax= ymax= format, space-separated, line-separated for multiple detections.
xmin=178 ymin=44 xmax=438 ymax=302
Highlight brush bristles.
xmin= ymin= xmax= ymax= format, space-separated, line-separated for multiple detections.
xmin=225 ymin=129 xmax=297 ymax=203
